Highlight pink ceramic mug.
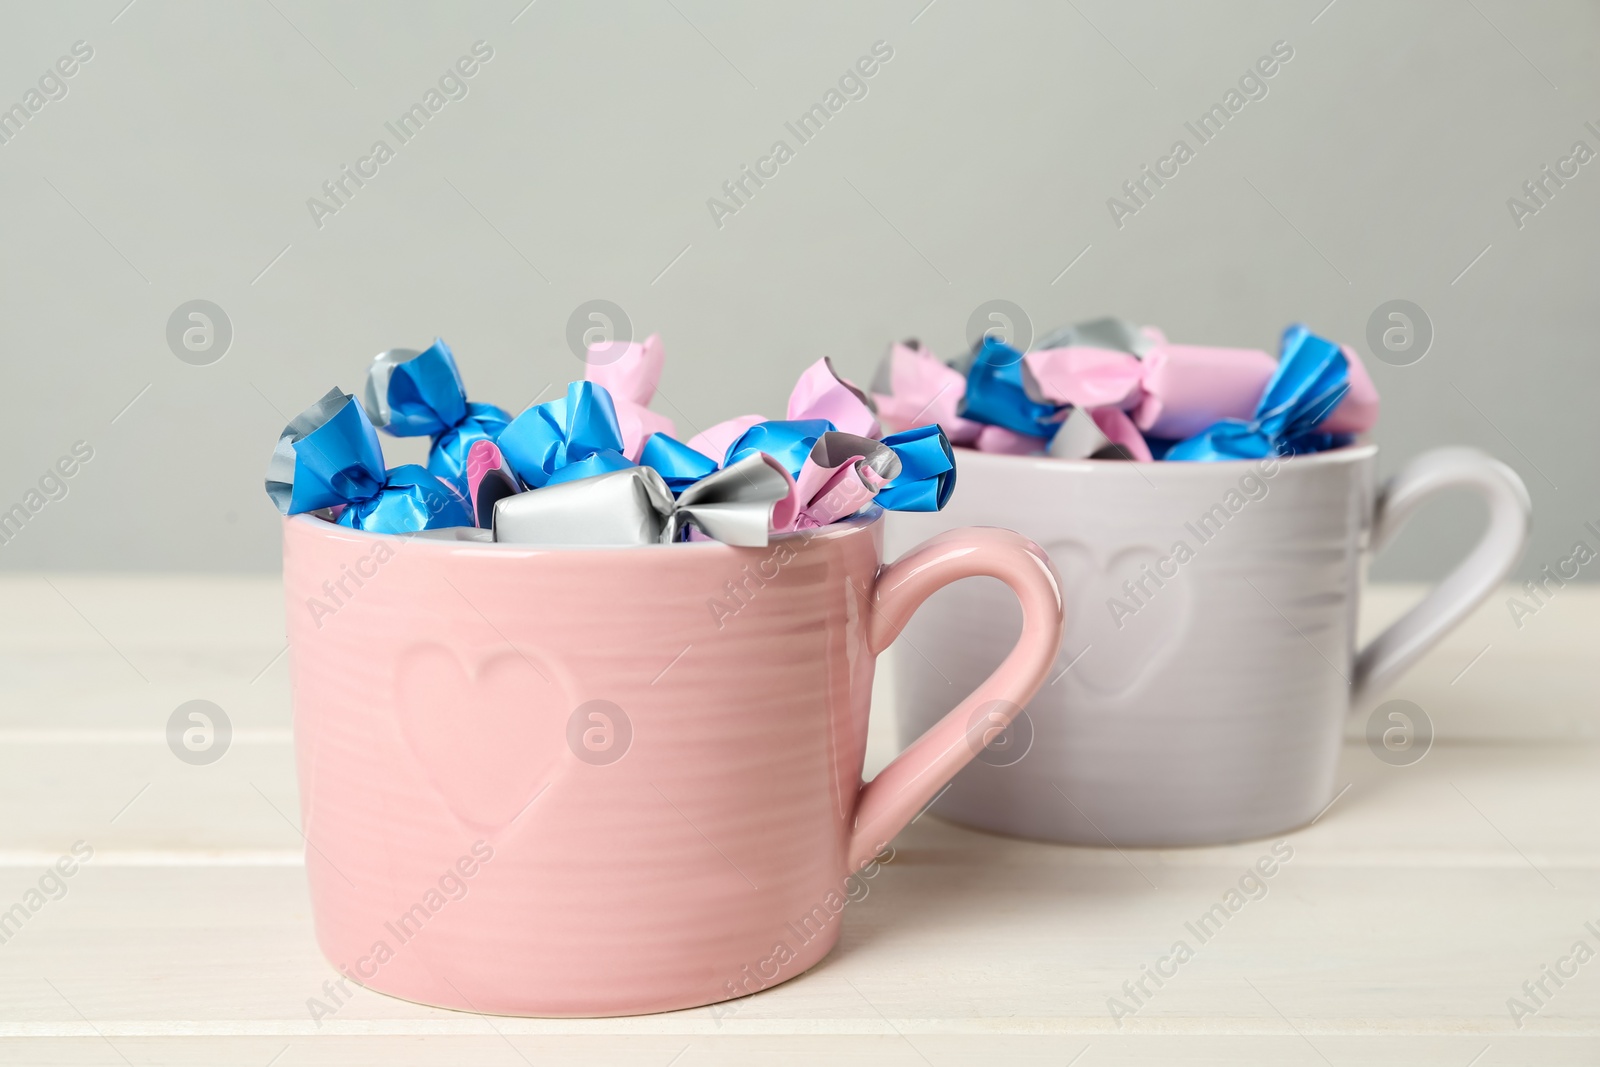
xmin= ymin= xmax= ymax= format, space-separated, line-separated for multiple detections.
xmin=283 ymin=510 xmax=1063 ymax=1017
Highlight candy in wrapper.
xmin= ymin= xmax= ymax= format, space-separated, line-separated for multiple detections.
xmin=958 ymin=337 xmax=1059 ymax=442
xmin=1318 ymin=344 xmax=1380 ymax=435
xmin=465 ymin=440 xmax=519 ymax=529
xmin=1280 ymin=430 xmax=1356 ymax=455
xmin=362 ymin=340 xmax=511 ymax=488
xmin=497 ymin=381 xmax=635 ymax=489
xmin=493 ymin=466 xmax=672 ymax=546
xmin=1026 ymin=342 xmax=1268 ymax=459
xmin=1021 ymin=317 xmax=1157 ymax=459
xmin=1137 ymin=337 xmax=1375 ymax=444
xmin=1046 ymin=406 xmax=1154 ymax=462
xmin=639 ymin=433 xmax=719 ymax=493
xmin=647 ymin=419 xmax=951 ymax=523
xmin=723 ymin=419 xmax=836 ymax=477
xmin=1047 ymin=407 xmax=1113 ymax=460
xmin=266 ymin=388 xmax=471 ymax=533
xmin=1021 ymin=347 xmax=1145 ymax=411
xmin=780 ymin=425 xmax=957 ymax=527
xmin=1023 ymin=323 xmax=1378 ymax=458
xmin=974 ymin=424 xmax=1046 ymax=454
xmin=788 ymin=432 xmax=900 ymax=529
xmin=877 ymin=425 xmax=957 ymax=510
xmin=585 ymin=333 xmax=676 ymax=461
xmin=271 ymin=329 xmax=959 ymax=547
xmin=787 ymin=357 xmax=880 ymax=438
xmin=687 ymin=415 xmax=766 ymax=466
xmin=1165 ymin=325 xmax=1352 ymax=462
xmin=871 ymin=313 xmax=1376 ymax=462
xmin=674 ymin=455 xmax=799 ymax=541
xmin=870 ymin=340 xmax=983 ymax=445
xmin=492 ymin=453 xmax=794 ymax=547
xmin=1129 ymin=344 xmax=1277 ymax=440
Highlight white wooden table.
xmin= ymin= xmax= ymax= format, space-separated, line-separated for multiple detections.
xmin=1 ymin=576 xmax=1597 ymax=1065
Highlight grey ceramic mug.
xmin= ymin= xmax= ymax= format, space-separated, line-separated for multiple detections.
xmin=885 ymin=444 xmax=1531 ymax=847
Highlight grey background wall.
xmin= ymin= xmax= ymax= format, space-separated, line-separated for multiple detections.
xmin=0 ymin=0 xmax=1595 ymax=578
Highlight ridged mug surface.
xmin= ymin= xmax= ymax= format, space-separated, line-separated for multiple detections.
xmin=283 ymin=510 xmax=1064 ymax=1016
xmin=886 ymin=444 xmax=1530 ymax=847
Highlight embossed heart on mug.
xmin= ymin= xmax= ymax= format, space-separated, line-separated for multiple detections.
xmin=394 ymin=644 xmax=568 ymax=831
xmin=1043 ymin=540 xmax=1193 ymax=698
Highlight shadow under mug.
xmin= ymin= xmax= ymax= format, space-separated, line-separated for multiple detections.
xmin=282 ymin=510 xmax=1063 ymax=1017
xmin=886 ymin=444 xmax=1531 ymax=848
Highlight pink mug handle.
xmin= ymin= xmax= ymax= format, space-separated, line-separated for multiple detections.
xmin=849 ymin=527 xmax=1064 ymax=869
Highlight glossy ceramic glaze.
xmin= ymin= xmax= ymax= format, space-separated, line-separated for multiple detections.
xmin=886 ymin=445 xmax=1531 ymax=847
xmin=283 ymin=511 xmax=1063 ymax=1017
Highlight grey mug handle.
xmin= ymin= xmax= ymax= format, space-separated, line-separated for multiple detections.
xmin=1350 ymin=447 xmax=1532 ymax=709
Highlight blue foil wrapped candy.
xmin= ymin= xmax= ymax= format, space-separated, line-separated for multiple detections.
xmin=877 ymin=424 xmax=956 ymax=511
xmin=1165 ymin=325 xmax=1351 ymax=462
xmin=266 ymin=388 xmax=472 ymax=533
xmin=958 ymin=337 xmax=1061 ymax=442
xmin=722 ymin=419 xmax=834 ymax=478
xmin=497 ymin=381 xmax=635 ymax=489
xmin=638 ymin=433 xmax=720 ymax=494
xmin=653 ymin=416 xmax=955 ymax=515
xmin=362 ymin=340 xmax=511 ymax=488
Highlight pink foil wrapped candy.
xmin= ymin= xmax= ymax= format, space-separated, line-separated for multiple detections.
xmin=872 ymin=317 xmax=1379 ymax=462
xmin=871 ymin=341 xmax=983 ymax=445
xmin=1022 ymin=341 xmax=1276 ymax=444
xmin=787 ymin=432 xmax=900 ymax=530
xmin=585 ymin=333 xmax=676 ymax=461
xmin=465 ymin=439 xmax=519 ymax=528
xmin=1098 ymin=408 xmax=1153 ymax=461
xmin=788 ymin=357 xmax=880 ymax=438
xmin=1318 ymin=344 xmax=1380 ymax=435
xmin=1127 ymin=340 xmax=1379 ymax=440
xmin=1024 ymin=336 xmax=1380 ymax=451
xmin=1020 ymin=346 xmax=1145 ymax=412
xmin=1128 ymin=343 xmax=1278 ymax=440
xmin=974 ymin=424 xmax=1044 ymax=454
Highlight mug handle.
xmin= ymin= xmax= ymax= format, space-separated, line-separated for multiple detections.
xmin=1350 ymin=446 xmax=1532 ymax=709
xmin=847 ymin=526 xmax=1064 ymax=870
